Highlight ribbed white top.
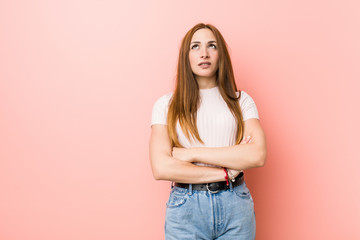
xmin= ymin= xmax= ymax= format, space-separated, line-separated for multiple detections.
xmin=151 ymin=86 xmax=259 ymax=150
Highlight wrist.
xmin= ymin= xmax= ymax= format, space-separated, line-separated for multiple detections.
xmin=223 ymin=168 xmax=229 ymax=186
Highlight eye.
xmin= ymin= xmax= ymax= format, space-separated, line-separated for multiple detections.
xmin=209 ymin=44 xmax=217 ymax=49
xmin=191 ymin=44 xmax=199 ymax=50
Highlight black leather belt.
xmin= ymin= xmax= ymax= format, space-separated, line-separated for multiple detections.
xmin=174 ymin=172 xmax=244 ymax=193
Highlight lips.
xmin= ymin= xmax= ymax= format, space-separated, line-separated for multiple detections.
xmin=198 ymin=61 xmax=211 ymax=69
xmin=198 ymin=61 xmax=211 ymax=66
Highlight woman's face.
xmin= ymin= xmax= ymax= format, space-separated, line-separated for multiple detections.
xmin=189 ymin=28 xmax=219 ymax=81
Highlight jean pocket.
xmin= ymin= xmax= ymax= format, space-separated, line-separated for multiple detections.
xmin=166 ymin=187 xmax=188 ymax=208
xmin=234 ymin=184 xmax=252 ymax=200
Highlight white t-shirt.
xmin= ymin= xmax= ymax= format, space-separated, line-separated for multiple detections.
xmin=151 ymin=86 xmax=259 ymax=149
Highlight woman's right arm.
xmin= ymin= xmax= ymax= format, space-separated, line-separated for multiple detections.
xmin=149 ymin=124 xmax=227 ymax=184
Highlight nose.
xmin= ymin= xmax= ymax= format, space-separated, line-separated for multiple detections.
xmin=200 ymin=47 xmax=209 ymax=59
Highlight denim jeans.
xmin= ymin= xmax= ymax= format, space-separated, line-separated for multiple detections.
xmin=164 ymin=180 xmax=256 ymax=240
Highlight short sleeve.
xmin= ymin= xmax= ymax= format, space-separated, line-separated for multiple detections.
xmin=239 ymin=91 xmax=259 ymax=121
xmin=151 ymin=93 xmax=173 ymax=126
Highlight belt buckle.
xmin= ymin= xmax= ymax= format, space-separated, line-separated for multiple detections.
xmin=206 ymin=183 xmax=219 ymax=194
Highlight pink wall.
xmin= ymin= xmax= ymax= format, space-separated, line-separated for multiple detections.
xmin=1 ymin=0 xmax=359 ymax=239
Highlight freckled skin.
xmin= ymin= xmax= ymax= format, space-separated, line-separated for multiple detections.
xmin=189 ymin=28 xmax=219 ymax=88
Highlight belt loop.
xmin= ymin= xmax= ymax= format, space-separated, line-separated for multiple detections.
xmin=188 ymin=184 xmax=193 ymax=195
xmin=229 ymin=179 xmax=233 ymax=192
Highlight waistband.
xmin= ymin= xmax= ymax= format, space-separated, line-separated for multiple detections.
xmin=174 ymin=172 xmax=244 ymax=193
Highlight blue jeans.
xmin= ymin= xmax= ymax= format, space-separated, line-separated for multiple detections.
xmin=165 ymin=180 xmax=256 ymax=240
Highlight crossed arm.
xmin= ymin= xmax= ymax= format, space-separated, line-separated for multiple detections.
xmin=149 ymin=118 xmax=267 ymax=184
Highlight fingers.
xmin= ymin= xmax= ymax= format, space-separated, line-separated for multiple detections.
xmin=240 ymin=135 xmax=252 ymax=144
xmin=171 ymin=147 xmax=177 ymax=157
xmin=228 ymin=169 xmax=241 ymax=178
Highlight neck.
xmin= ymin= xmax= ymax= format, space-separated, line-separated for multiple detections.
xmin=196 ymin=76 xmax=217 ymax=89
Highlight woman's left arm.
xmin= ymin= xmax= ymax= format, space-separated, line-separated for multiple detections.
xmin=172 ymin=118 xmax=267 ymax=171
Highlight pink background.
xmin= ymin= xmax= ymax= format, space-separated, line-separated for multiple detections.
xmin=1 ymin=0 xmax=359 ymax=239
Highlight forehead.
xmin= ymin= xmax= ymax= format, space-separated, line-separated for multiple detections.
xmin=191 ymin=28 xmax=216 ymax=42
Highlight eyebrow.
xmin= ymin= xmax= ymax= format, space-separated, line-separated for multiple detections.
xmin=190 ymin=41 xmax=217 ymax=44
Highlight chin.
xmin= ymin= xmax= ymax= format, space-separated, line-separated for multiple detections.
xmin=195 ymin=71 xmax=217 ymax=78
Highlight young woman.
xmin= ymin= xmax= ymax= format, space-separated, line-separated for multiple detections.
xmin=149 ymin=23 xmax=267 ymax=240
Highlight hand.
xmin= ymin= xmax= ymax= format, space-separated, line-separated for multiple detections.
xmin=241 ymin=135 xmax=252 ymax=144
xmin=228 ymin=135 xmax=252 ymax=177
xmin=172 ymin=147 xmax=193 ymax=162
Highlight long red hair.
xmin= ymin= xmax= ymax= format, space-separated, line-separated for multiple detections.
xmin=167 ymin=23 xmax=244 ymax=147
